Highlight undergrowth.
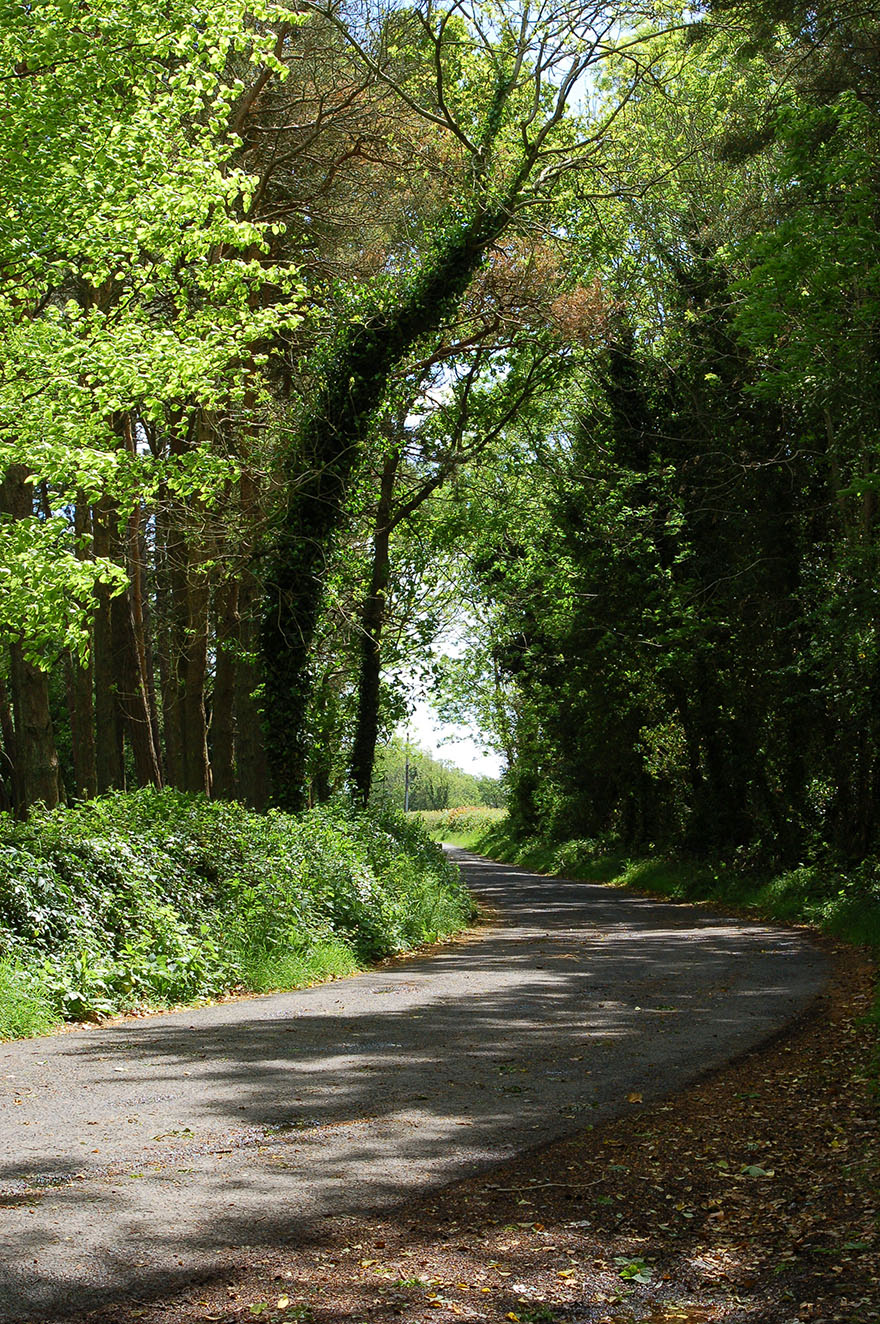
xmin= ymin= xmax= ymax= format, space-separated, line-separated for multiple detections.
xmin=0 ymin=790 xmax=474 ymax=1038
xmin=0 ymin=959 xmax=57 ymax=1039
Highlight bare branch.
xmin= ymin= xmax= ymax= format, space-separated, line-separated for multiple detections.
xmin=300 ymin=0 xmax=480 ymax=154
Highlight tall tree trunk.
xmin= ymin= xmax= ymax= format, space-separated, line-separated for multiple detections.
xmin=8 ymin=645 xmax=62 ymax=812
xmin=179 ymin=413 xmax=213 ymax=796
xmin=0 ymin=465 xmax=63 ymax=812
xmin=0 ymin=667 xmax=17 ymax=810
xmin=139 ymin=521 xmax=163 ymax=775
xmin=308 ymin=673 xmax=337 ymax=806
xmin=155 ymin=485 xmax=187 ymax=789
xmin=212 ymin=578 xmax=239 ymax=799
xmin=157 ymin=417 xmax=212 ymax=795
xmin=93 ymin=498 xmax=125 ymax=792
xmin=0 ymin=669 xmax=18 ymax=813
xmin=96 ymin=492 xmax=162 ymax=788
xmin=128 ymin=486 xmax=163 ymax=774
xmin=182 ymin=555 xmax=211 ymax=795
xmin=65 ymin=496 xmax=97 ymax=800
xmin=351 ymin=448 xmax=400 ymax=803
xmin=236 ymin=570 xmax=270 ymax=810
xmin=234 ymin=468 xmax=270 ymax=809
xmin=109 ymin=581 xmax=162 ymax=787
xmin=65 ymin=650 xmax=97 ymax=801
xmin=120 ymin=415 xmax=163 ymax=788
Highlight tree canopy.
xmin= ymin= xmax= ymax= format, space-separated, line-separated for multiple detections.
xmin=0 ymin=0 xmax=878 ymax=875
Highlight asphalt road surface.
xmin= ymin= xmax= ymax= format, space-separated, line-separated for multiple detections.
xmin=0 ymin=848 xmax=826 ymax=1321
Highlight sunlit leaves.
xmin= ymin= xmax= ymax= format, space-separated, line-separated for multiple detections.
xmin=0 ymin=0 xmax=308 ymax=660
xmin=0 ymin=517 xmax=126 ymax=666
xmin=734 ymin=93 xmax=880 ymax=416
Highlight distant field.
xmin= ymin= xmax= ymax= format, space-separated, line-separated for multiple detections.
xmin=416 ymin=806 xmax=507 ymax=846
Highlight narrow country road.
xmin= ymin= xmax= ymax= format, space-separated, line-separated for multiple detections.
xmin=0 ymin=849 xmax=825 ymax=1322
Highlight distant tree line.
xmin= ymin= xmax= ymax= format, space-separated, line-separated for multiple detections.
xmin=371 ymin=738 xmax=503 ymax=812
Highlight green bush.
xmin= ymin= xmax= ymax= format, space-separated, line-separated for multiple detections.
xmin=0 ymin=790 xmax=474 ymax=1035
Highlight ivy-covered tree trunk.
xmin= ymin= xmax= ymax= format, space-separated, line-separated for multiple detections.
xmin=351 ymin=447 xmax=400 ymax=803
xmin=262 ymin=209 xmax=509 ymax=811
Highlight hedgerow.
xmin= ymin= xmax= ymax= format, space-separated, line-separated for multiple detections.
xmin=0 ymin=789 xmax=473 ymax=1034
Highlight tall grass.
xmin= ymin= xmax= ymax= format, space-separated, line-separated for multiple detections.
xmin=0 ymin=961 xmax=59 ymax=1039
xmin=238 ymin=938 xmax=361 ymax=994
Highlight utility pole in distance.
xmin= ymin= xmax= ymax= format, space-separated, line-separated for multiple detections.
xmin=404 ymin=729 xmax=411 ymax=813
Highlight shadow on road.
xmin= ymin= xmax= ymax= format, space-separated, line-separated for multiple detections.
xmin=0 ymin=852 xmax=825 ymax=1321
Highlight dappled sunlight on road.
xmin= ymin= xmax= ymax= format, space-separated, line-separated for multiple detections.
xmin=0 ymin=848 xmax=825 ymax=1321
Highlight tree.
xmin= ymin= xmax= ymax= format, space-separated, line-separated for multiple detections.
xmin=0 ymin=0 xmax=305 ymax=810
xmin=349 ymin=322 xmax=563 ymax=803
xmin=260 ymin=0 xmax=683 ymax=810
xmin=445 ymin=8 xmax=880 ymax=865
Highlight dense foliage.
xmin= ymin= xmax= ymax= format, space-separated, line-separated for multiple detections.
xmin=439 ymin=4 xmax=880 ymax=872
xmin=0 ymin=0 xmax=683 ymax=816
xmin=2 ymin=0 xmax=880 ymax=942
xmin=0 ymin=790 xmax=472 ymax=1034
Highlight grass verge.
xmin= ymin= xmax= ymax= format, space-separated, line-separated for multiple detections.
xmin=238 ymin=937 xmax=361 ymax=994
xmin=0 ymin=959 xmax=58 ymax=1039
